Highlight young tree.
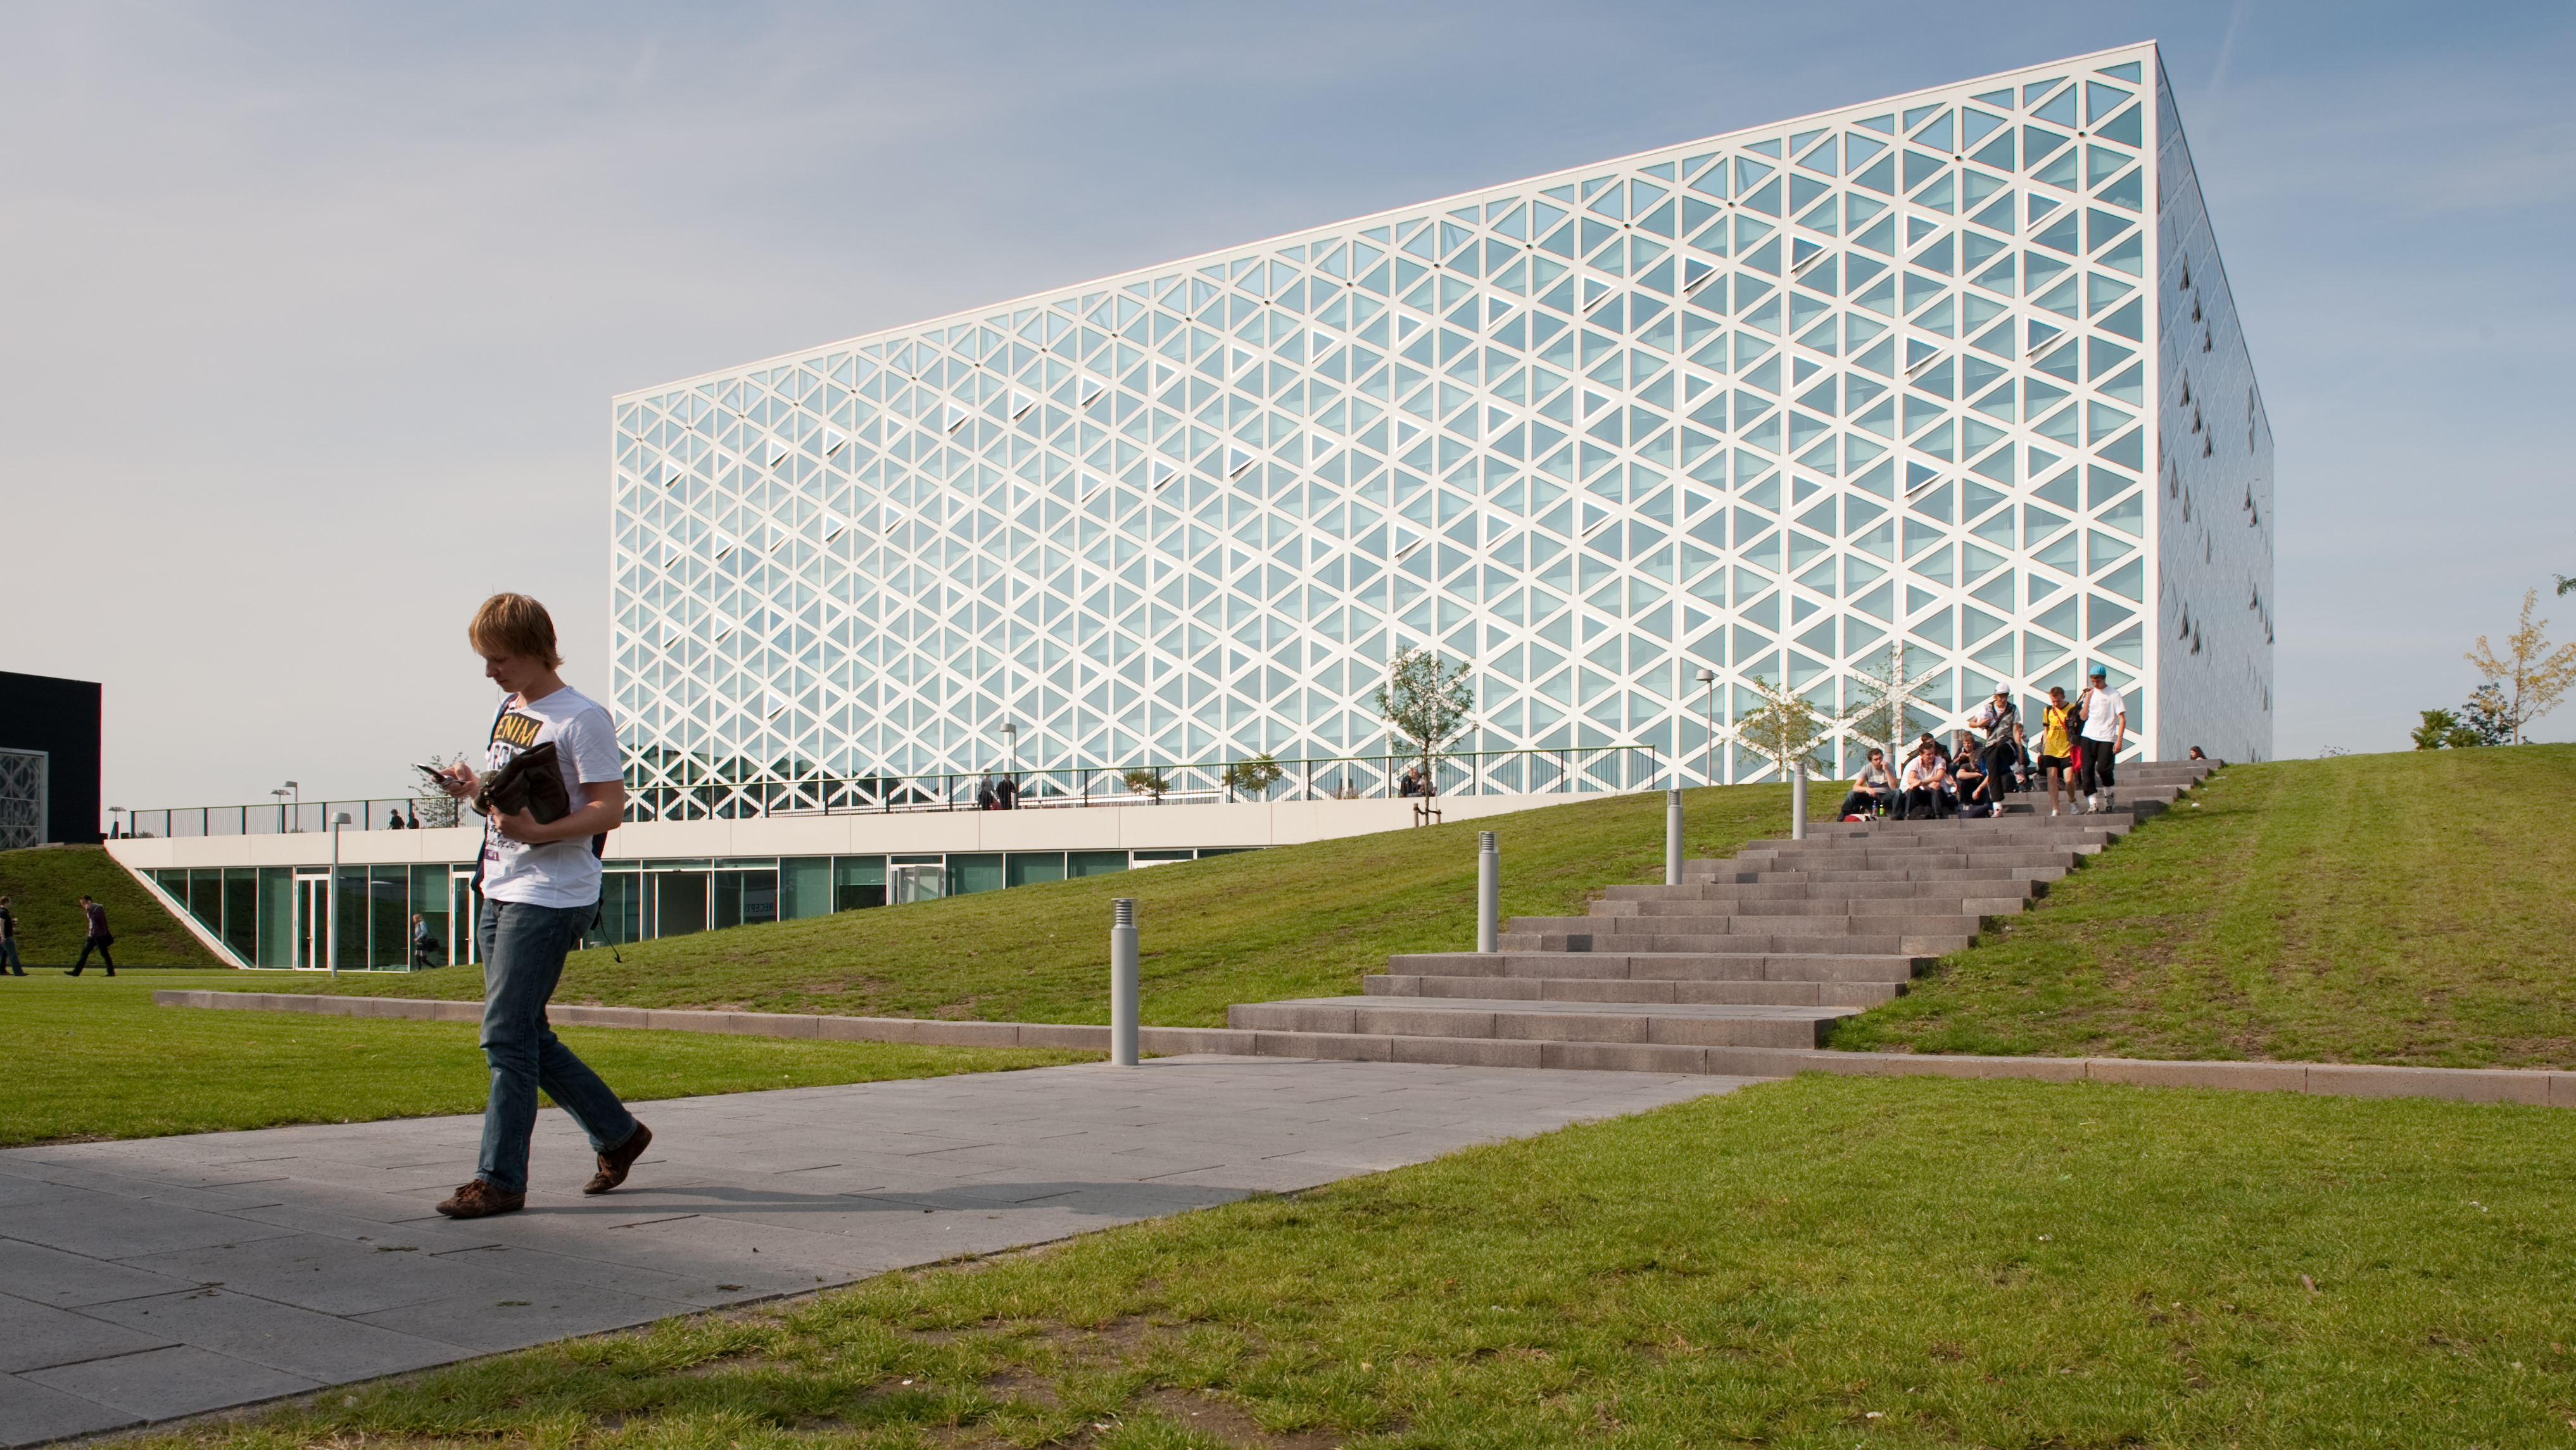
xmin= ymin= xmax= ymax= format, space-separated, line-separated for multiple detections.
xmin=2459 ymin=685 xmax=2516 ymax=747
xmin=1121 ymin=768 xmax=1171 ymax=802
xmin=411 ymin=752 xmax=467 ymax=828
xmin=1843 ymin=643 xmax=1929 ymax=757
xmin=1218 ymin=754 xmax=1284 ymax=800
xmin=2410 ymin=707 xmax=2483 ymax=750
xmin=2463 ymin=589 xmax=2576 ymax=745
xmin=1372 ymin=645 xmax=1474 ymax=790
xmin=1734 ymin=675 xmax=1830 ymax=775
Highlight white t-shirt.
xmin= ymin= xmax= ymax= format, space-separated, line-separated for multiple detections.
xmin=478 ymin=685 xmax=622 ymax=909
xmin=2081 ymin=684 xmax=2127 ymax=743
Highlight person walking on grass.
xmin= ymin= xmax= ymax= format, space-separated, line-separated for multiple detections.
xmin=421 ymin=592 xmax=651 ymax=1220
xmin=0 ymin=896 xmax=23 ymax=976
xmin=66 ymin=895 xmax=113 ymax=976
xmin=2077 ymin=666 xmax=2128 ymax=813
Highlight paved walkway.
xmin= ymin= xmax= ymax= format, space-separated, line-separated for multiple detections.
xmin=0 ymin=1055 xmax=1743 ymax=1446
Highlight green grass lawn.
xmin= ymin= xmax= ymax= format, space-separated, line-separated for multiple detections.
xmin=0 ymin=844 xmax=217 ymax=966
xmin=1829 ymin=744 xmax=2576 ymax=1068
xmin=230 ymin=786 xmax=1803 ymax=1028
xmin=0 ymin=970 xmax=1093 ymax=1147
xmin=141 ymin=1073 xmax=2576 ymax=1449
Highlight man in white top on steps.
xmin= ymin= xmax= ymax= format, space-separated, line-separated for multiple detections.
xmin=2078 ymin=666 xmax=2127 ymax=813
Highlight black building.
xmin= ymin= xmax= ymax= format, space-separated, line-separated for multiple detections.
xmin=0 ymin=671 xmax=103 ymax=847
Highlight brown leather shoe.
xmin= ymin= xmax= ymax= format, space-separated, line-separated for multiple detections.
xmin=583 ymin=1122 xmax=652 ymax=1195
xmin=435 ymin=1179 xmax=526 ymax=1218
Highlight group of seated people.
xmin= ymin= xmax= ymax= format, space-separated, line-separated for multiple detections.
xmin=1838 ymin=688 xmax=2036 ymax=822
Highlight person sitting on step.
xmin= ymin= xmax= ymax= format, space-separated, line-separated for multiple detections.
xmin=1900 ymin=740 xmax=1953 ymax=821
xmin=1948 ymin=730 xmax=1989 ymax=818
xmin=1840 ymin=748 xmax=1897 ymax=821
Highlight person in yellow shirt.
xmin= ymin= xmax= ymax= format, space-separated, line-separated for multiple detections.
xmin=2038 ymin=686 xmax=2078 ymax=816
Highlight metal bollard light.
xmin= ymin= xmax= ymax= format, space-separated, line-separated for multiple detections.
xmin=1109 ymin=898 xmax=1139 ymax=1066
xmin=1475 ymin=831 xmax=1499 ymax=953
xmin=1665 ymin=788 xmax=1684 ymax=886
xmin=1790 ymin=762 xmax=1809 ymax=841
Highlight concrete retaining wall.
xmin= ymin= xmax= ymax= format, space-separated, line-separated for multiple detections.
xmin=152 ymin=991 xmax=2576 ymax=1108
xmin=150 ymin=990 xmax=1251 ymax=1056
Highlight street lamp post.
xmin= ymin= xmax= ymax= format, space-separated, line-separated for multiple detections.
xmin=270 ymin=788 xmax=293 ymax=833
xmin=107 ymin=807 xmax=123 ymax=840
xmin=328 ymin=811 xmax=350 ymax=976
xmin=1695 ymin=667 xmax=1717 ymax=788
xmin=283 ymin=781 xmax=302 ymax=832
xmin=1001 ymin=722 xmax=1019 ymax=808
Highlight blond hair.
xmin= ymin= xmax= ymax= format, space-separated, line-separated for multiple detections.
xmin=468 ymin=593 xmax=562 ymax=669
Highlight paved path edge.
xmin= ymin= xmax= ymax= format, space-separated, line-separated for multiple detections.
xmin=156 ymin=990 xmax=2576 ymax=1107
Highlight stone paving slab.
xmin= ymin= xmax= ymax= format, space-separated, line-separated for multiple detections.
xmin=0 ymin=1054 xmax=1741 ymax=1446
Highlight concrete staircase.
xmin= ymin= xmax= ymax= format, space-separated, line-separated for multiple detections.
xmin=1225 ymin=761 xmax=2214 ymax=1074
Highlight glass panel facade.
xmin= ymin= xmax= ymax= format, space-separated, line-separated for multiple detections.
xmin=147 ymin=844 xmax=1252 ymax=964
xmin=833 ymin=855 xmax=887 ymax=911
xmin=1004 ymin=852 xmax=1066 ymax=888
xmin=780 ymin=857 xmax=833 ymax=919
xmin=608 ymin=42 xmax=2271 ymax=798
xmin=945 ymin=854 xmax=1003 ymax=897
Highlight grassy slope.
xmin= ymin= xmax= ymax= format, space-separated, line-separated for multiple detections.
xmin=1830 ymin=745 xmax=2576 ymax=1068
xmin=152 ymin=1075 xmax=2576 ymax=1450
xmin=0 ymin=970 xmax=1091 ymax=1147
xmin=239 ymin=786 xmax=1800 ymax=1028
xmin=0 ymin=845 xmax=216 ymax=966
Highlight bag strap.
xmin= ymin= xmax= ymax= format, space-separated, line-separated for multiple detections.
xmin=467 ymin=697 xmax=514 ymax=899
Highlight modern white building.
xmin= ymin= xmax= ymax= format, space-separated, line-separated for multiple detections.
xmin=112 ymin=42 xmax=2272 ymax=969
xmin=609 ymin=40 xmax=2270 ymax=822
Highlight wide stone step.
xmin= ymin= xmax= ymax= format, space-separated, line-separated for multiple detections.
xmin=1364 ymin=973 xmax=1905 ymax=1008
xmin=1387 ymin=950 xmax=1931 ymax=984
xmin=1229 ymin=997 xmax=1853 ymax=1049
xmin=1601 ymin=878 xmax=2043 ymax=903
xmin=1510 ymin=912 xmax=1988 ymax=936
xmin=1593 ymin=895 xmax=2031 ymax=918
xmin=1500 ymin=930 xmax=1973 ymax=955
xmin=1720 ymin=870 xmax=2061 ymax=891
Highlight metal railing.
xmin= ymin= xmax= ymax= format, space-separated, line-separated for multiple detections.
xmin=622 ymin=744 xmax=1665 ymax=821
xmin=121 ymin=800 xmax=450 ymax=840
xmin=125 ymin=746 xmax=1668 ymax=835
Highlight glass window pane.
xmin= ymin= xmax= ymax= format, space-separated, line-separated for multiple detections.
xmin=1005 ymin=853 xmax=1067 ymax=888
xmin=947 ymin=854 xmax=1004 ymax=897
xmin=781 ymin=857 xmax=833 ymax=919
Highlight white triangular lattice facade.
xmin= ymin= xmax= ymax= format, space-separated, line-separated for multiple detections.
xmin=612 ymin=42 xmax=2271 ymax=819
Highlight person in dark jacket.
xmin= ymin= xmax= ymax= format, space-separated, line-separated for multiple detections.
xmin=0 ymin=895 xmax=23 ymax=976
xmin=67 ymin=895 xmax=113 ymax=976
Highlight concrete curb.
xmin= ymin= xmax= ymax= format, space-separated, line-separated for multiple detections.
xmin=149 ymin=990 xmax=1251 ymax=1056
xmin=1698 ymin=1044 xmax=2576 ymax=1107
xmin=153 ymin=991 xmax=2576 ymax=1108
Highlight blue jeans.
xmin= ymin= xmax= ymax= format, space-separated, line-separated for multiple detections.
xmin=475 ymin=898 xmax=638 ymax=1195
xmin=0 ymin=938 xmax=21 ymax=974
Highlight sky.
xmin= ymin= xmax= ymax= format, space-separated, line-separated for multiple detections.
xmin=2 ymin=0 xmax=2570 ymax=819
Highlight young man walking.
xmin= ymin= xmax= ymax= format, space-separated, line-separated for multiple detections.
xmin=425 ymin=593 xmax=650 ymax=1219
xmin=66 ymin=896 xmax=113 ymax=976
xmin=0 ymin=896 xmax=23 ymax=976
xmin=2077 ymin=666 xmax=2128 ymax=813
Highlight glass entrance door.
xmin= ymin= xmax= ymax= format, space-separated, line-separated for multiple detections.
xmin=890 ymin=863 xmax=944 ymax=904
xmin=293 ymin=873 xmax=331 ymax=970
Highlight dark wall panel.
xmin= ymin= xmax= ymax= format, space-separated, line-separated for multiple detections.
xmin=0 ymin=671 xmax=103 ymax=844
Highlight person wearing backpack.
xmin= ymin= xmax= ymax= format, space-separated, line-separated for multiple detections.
xmin=421 ymin=593 xmax=651 ymax=1220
